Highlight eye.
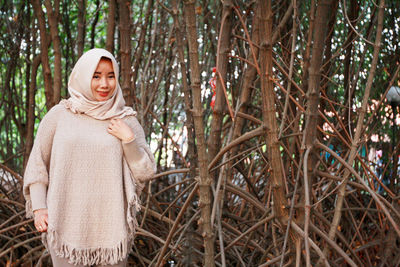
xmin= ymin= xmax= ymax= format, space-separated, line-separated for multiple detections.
xmin=108 ymin=75 xmax=115 ymax=79
xmin=93 ymin=75 xmax=100 ymax=79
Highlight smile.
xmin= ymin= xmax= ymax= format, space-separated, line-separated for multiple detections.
xmin=97 ymin=91 xmax=109 ymax=97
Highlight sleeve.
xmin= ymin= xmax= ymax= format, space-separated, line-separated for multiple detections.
xmin=122 ymin=116 xmax=156 ymax=183
xmin=29 ymin=183 xmax=47 ymax=211
xmin=23 ymin=105 xmax=59 ymax=218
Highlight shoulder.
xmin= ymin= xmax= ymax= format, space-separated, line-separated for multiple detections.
xmin=123 ymin=114 xmax=140 ymax=127
xmin=39 ymin=103 xmax=67 ymax=127
xmin=45 ymin=103 xmax=67 ymax=117
xmin=123 ymin=114 xmax=147 ymax=135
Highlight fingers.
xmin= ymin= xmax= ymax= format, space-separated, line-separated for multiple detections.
xmin=107 ymin=119 xmax=134 ymax=142
xmin=34 ymin=211 xmax=48 ymax=233
xmin=36 ymin=223 xmax=47 ymax=232
xmin=35 ymin=217 xmax=47 ymax=232
xmin=108 ymin=119 xmax=117 ymax=130
xmin=35 ymin=222 xmax=47 ymax=232
xmin=108 ymin=119 xmax=120 ymax=132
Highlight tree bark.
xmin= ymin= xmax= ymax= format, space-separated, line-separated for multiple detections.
xmin=302 ymin=0 xmax=332 ymax=149
xmin=44 ymin=0 xmax=62 ymax=105
xmin=300 ymin=0 xmax=316 ymax=96
xmin=31 ymin=0 xmax=53 ymax=109
xmin=343 ymin=0 xmax=358 ymax=96
xmin=259 ymin=0 xmax=289 ymax=226
xmin=24 ymin=55 xmax=41 ymax=170
xmin=90 ymin=0 xmax=100 ymax=49
xmin=183 ymin=1 xmax=215 ymax=266
xmin=77 ymin=0 xmax=86 ymax=57
xmin=299 ymin=2 xmax=332 ymax=263
xmin=207 ymin=0 xmax=233 ymax=164
xmin=106 ymin=0 xmax=116 ymax=53
xmin=231 ymin=2 xmax=260 ymax=144
xmin=117 ymin=0 xmax=133 ymax=106
xmin=172 ymin=2 xmax=200 ymax=263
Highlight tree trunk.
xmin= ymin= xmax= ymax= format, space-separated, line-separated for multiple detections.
xmin=302 ymin=0 xmax=332 ymax=149
xmin=106 ymin=0 xmax=116 ymax=53
xmin=172 ymin=2 xmax=200 ymax=263
xmin=77 ymin=0 xmax=86 ymax=57
xmin=259 ymin=0 xmax=289 ymax=227
xmin=44 ymin=0 xmax=62 ymax=105
xmin=300 ymin=0 xmax=316 ymax=96
xmin=300 ymin=1 xmax=332 ymax=264
xmin=183 ymin=1 xmax=215 ymax=266
xmin=117 ymin=0 xmax=133 ymax=106
xmin=232 ymin=2 xmax=260 ymax=144
xmin=24 ymin=55 xmax=41 ymax=170
xmin=343 ymin=0 xmax=358 ymax=96
xmin=207 ymin=0 xmax=233 ymax=164
xmin=31 ymin=0 xmax=53 ymax=109
xmin=90 ymin=0 xmax=100 ymax=49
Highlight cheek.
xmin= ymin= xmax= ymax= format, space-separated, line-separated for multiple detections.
xmin=91 ymin=80 xmax=97 ymax=94
xmin=110 ymin=80 xmax=117 ymax=92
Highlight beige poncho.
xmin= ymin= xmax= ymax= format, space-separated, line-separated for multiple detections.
xmin=23 ymin=49 xmax=156 ymax=265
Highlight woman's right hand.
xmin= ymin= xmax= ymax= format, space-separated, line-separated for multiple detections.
xmin=33 ymin=208 xmax=48 ymax=232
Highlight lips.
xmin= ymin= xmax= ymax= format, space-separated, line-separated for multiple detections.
xmin=98 ymin=91 xmax=109 ymax=97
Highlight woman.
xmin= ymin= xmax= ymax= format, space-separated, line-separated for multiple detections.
xmin=23 ymin=48 xmax=156 ymax=266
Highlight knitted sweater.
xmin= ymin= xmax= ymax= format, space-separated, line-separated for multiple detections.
xmin=23 ymin=104 xmax=156 ymax=265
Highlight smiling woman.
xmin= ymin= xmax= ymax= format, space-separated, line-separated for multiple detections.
xmin=22 ymin=48 xmax=156 ymax=267
xmin=91 ymin=57 xmax=117 ymax=102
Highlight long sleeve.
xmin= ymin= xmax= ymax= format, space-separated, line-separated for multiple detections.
xmin=29 ymin=183 xmax=48 ymax=211
xmin=23 ymin=105 xmax=60 ymax=218
xmin=123 ymin=116 xmax=156 ymax=183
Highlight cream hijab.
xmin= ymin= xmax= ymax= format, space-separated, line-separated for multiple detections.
xmin=60 ymin=48 xmax=136 ymax=120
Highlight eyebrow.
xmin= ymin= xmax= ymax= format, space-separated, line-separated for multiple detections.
xmin=93 ymin=71 xmax=115 ymax=75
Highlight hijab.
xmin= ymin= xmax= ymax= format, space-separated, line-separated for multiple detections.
xmin=60 ymin=48 xmax=136 ymax=120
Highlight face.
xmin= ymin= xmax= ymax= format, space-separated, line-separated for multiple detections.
xmin=91 ymin=58 xmax=116 ymax=101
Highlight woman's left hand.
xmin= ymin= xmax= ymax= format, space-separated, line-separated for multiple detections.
xmin=107 ymin=118 xmax=135 ymax=142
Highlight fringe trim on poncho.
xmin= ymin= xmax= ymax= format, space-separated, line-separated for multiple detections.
xmin=44 ymin=228 xmax=133 ymax=266
xmin=126 ymin=190 xmax=141 ymax=236
xmin=25 ymin=199 xmax=34 ymax=219
xmin=41 ymin=191 xmax=141 ymax=266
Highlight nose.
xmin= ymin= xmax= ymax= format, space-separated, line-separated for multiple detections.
xmin=100 ymin=76 xmax=109 ymax=88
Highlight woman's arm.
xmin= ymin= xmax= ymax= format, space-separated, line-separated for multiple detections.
xmin=107 ymin=117 xmax=156 ymax=182
xmin=23 ymin=105 xmax=61 ymax=219
xmin=121 ymin=137 xmax=156 ymax=182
